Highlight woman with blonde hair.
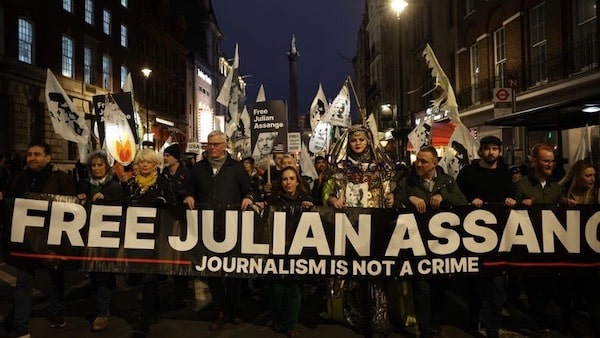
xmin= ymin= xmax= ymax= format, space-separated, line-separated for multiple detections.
xmin=558 ymin=159 xmax=597 ymax=206
xmin=126 ymin=148 xmax=175 ymax=338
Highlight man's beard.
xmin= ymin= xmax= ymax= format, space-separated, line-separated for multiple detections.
xmin=481 ymin=156 xmax=498 ymax=165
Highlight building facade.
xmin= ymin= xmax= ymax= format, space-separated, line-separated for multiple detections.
xmin=357 ymin=0 xmax=599 ymax=169
xmin=0 ymin=0 xmax=229 ymax=162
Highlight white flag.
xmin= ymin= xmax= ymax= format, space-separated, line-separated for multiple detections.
xmin=423 ymin=44 xmax=459 ymax=122
xmin=407 ymin=117 xmax=433 ymax=150
xmin=103 ymin=97 xmax=137 ymax=165
xmin=321 ymin=81 xmax=351 ymax=127
xmin=238 ymin=105 xmax=251 ymax=138
xmin=573 ymin=124 xmax=592 ymax=162
xmin=366 ymin=113 xmax=379 ymax=143
xmin=309 ymin=83 xmax=329 ymax=131
xmin=438 ymin=122 xmax=479 ymax=178
xmin=300 ymin=142 xmax=318 ymax=189
xmin=122 ymin=73 xmax=144 ymax=143
xmin=256 ymin=84 xmax=266 ymax=102
xmin=44 ymin=69 xmax=90 ymax=144
xmin=309 ymin=120 xmax=332 ymax=154
xmin=217 ymin=44 xmax=242 ymax=138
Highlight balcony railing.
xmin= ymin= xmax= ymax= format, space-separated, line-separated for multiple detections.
xmin=456 ymin=33 xmax=599 ymax=109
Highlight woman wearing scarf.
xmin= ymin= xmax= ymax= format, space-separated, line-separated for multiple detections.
xmin=77 ymin=151 xmax=123 ymax=332
xmin=322 ymin=125 xmax=397 ymax=338
xmin=125 ymin=149 xmax=175 ymax=338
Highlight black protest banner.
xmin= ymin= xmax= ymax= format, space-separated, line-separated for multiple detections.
xmin=5 ymin=196 xmax=600 ymax=278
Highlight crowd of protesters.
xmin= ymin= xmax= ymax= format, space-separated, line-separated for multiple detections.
xmin=0 ymin=127 xmax=599 ymax=338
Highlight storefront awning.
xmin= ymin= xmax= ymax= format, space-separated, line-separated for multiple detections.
xmin=485 ymin=101 xmax=600 ymax=130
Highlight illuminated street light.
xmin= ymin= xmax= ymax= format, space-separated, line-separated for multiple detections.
xmin=141 ymin=67 xmax=152 ymax=148
xmin=391 ymin=0 xmax=408 ymax=19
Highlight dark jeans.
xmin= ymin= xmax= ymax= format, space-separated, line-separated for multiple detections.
xmin=467 ymin=276 xmax=505 ymax=333
xmin=137 ymin=275 xmax=161 ymax=332
xmin=271 ymin=280 xmax=301 ymax=331
xmin=14 ymin=267 xmax=65 ymax=334
xmin=413 ymin=279 xmax=444 ymax=331
xmin=208 ymin=277 xmax=242 ymax=319
xmin=90 ymin=272 xmax=114 ymax=317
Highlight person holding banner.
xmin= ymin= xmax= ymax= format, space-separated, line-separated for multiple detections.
xmin=514 ymin=143 xmax=566 ymax=334
xmin=311 ymin=156 xmax=331 ymax=206
xmin=558 ymin=159 xmax=599 ymax=336
xmin=161 ymin=144 xmax=193 ymax=309
xmin=183 ymin=130 xmax=254 ymax=331
xmin=7 ymin=141 xmax=76 ymax=338
xmin=455 ymin=136 xmax=515 ymax=338
xmin=395 ymin=145 xmax=467 ymax=338
xmin=125 ymin=148 xmax=175 ymax=338
xmin=76 ymin=150 xmax=123 ymax=332
xmin=323 ymin=125 xmax=396 ymax=338
xmin=266 ymin=166 xmax=313 ymax=337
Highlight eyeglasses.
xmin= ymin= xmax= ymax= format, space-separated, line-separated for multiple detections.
xmin=206 ymin=142 xmax=224 ymax=147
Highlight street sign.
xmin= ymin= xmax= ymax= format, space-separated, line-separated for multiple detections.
xmin=493 ymin=87 xmax=513 ymax=118
xmin=493 ymin=88 xmax=511 ymax=103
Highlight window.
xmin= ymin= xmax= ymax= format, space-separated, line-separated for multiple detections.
xmin=572 ymin=0 xmax=597 ymax=71
xmin=120 ymin=65 xmax=128 ymax=88
xmin=62 ymin=0 xmax=73 ymax=13
xmin=469 ymin=43 xmax=480 ymax=104
xmin=530 ymin=2 xmax=547 ymax=85
xmin=121 ymin=0 xmax=128 ymax=8
xmin=102 ymin=9 xmax=111 ymax=35
xmin=18 ymin=18 xmax=33 ymax=64
xmin=84 ymin=0 xmax=94 ymax=25
xmin=61 ymin=35 xmax=74 ymax=78
xmin=84 ymin=47 xmax=94 ymax=84
xmin=120 ymin=24 xmax=128 ymax=47
xmin=465 ymin=0 xmax=475 ymax=17
xmin=102 ymin=54 xmax=112 ymax=89
xmin=494 ymin=27 xmax=507 ymax=88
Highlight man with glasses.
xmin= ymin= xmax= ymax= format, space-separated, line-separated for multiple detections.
xmin=183 ymin=130 xmax=254 ymax=331
xmin=514 ymin=143 xmax=565 ymax=334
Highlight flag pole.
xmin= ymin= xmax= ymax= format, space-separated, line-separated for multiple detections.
xmin=346 ymin=75 xmax=365 ymax=124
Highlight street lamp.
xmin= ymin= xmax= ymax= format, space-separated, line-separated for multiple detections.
xmin=391 ymin=0 xmax=408 ymax=162
xmin=141 ymin=67 xmax=152 ymax=148
xmin=391 ymin=0 xmax=408 ymax=19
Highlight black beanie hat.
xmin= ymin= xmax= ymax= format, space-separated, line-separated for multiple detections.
xmin=164 ymin=144 xmax=182 ymax=159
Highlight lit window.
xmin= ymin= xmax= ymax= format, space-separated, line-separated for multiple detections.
xmin=84 ymin=47 xmax=94 ymax=84
xmin=62 ymin=0 xmax=73 ymax=13
xmin=530 ymin=2 xmax=547 ymax=85
xmin=102 ymin=54 xmax=112 ymax=90
xmin=469 ymin=43 xmax=480 ymax=103
xmin=494 ymin=27 xmax=506 ymax=88
xmin=103 ymin=9 xmax=111 ymax=35
xmin=120 ymin=24 xmax=128 ymax=47
xmin=120 ymin=65 xmax=128 ymax=88
xmin=62 ymin=35 xmax=74 ymax=78
xmin=18 ymin=18 xmax=33 ymax=64
xmin=84 ymin=0 xmax=94 ymax=25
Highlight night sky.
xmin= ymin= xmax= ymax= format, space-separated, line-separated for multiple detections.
xmin=212 ymin=0 xmax=364 ymax=119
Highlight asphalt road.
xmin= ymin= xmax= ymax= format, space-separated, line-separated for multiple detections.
xmin=0 ymin=262 xmax=595 ymax=338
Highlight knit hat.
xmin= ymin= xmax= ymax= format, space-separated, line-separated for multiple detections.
xmin=164 ymin=144 xmax=181 ymax=159
xmin=479 ymin=135 xmax=502 ymax=147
